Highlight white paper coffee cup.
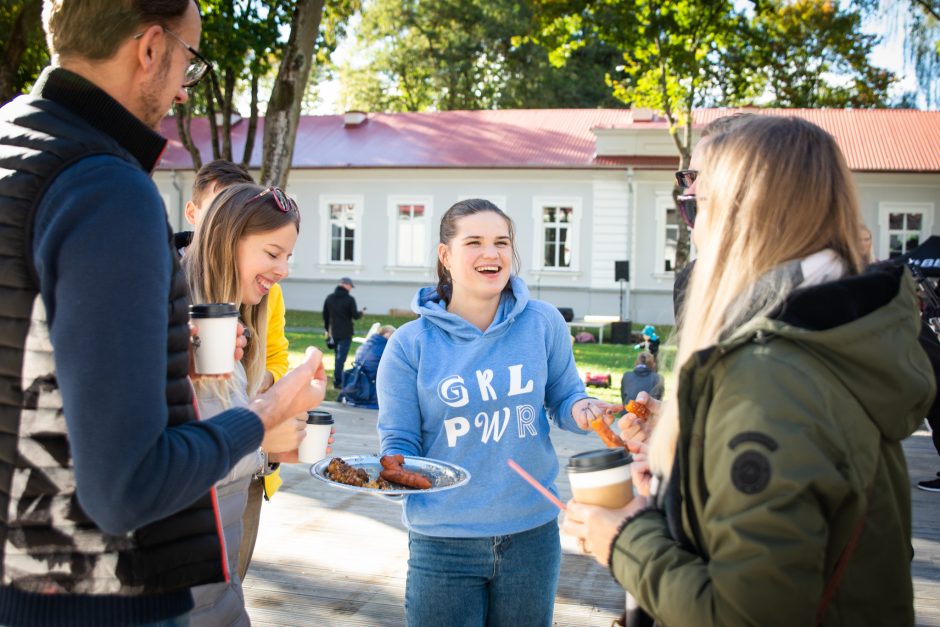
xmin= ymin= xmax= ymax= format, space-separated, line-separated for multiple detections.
xmin=567 ymin=448 xmax=633 ymax=509
xmin=189 ymin=303 xmax=239 ymax=375
xmin=298 ymin=410 xmax=334 ymax=463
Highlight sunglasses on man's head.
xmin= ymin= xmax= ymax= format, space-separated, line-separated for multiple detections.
xmin=675 ymin=169 xmax=698 ymax=190
xmin=251 ymin=187 xmax=298 ymax=213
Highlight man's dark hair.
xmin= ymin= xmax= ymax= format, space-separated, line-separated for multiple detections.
xmin=43 ymin=0 xmax=192 ymax=61
xmin=192 ymin=160 xmax=254 ymax=205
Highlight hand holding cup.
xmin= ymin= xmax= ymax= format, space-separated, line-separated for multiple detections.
xmin=262 ymin=414 xmax=307 ymax=454
xmin=562 ymin=495 xmax=648 ymax=566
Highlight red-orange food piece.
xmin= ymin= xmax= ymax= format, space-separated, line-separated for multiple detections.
xmin=625 ymin=400 xmax=650 ymax=421
xmin=589 ymin=417 xmax=626 ymax=449
xmin=379 ymin=454 xmax=433 ymax=490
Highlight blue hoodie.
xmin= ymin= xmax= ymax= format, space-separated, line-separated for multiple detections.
xmin=377 ymin=276 xmax=590 ymax=537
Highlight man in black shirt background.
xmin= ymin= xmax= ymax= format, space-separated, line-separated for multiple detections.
xmin=323 ymin=277 xmax=365 ymax=389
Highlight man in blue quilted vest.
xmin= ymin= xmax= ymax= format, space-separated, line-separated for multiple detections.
xmin=0 ymin=2 xmax=326 ymax=625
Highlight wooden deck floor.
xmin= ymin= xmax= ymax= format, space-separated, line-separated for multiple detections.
xmin=243 ymin=403 xmax=940 ymax=626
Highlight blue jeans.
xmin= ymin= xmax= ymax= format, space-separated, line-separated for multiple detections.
xmin=333 ymin=337 xmax=352 ymax=387
xmin=405 ymin=519 xmax=561 ymax=627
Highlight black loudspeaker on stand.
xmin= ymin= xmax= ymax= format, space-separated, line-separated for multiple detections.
xmin=612 ymin=260 xmax=631 ymax=343
xmin=615 ymin=260 xmax=630 ymax=282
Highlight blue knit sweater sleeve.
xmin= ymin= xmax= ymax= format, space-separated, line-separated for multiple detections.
xmin=32 ymin=156 xmax=263 ymax=535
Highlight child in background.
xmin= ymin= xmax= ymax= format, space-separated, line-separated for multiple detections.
xmin=635 ymin=324 xmax=660 ymax=358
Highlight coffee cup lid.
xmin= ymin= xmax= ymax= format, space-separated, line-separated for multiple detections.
xmin=189 ymin=303 xmax=239 ymax=318
xmin=306 ymin=410 xmax=334 ymax=425
xmin=566 ymin=448 xmax=632 ymax=473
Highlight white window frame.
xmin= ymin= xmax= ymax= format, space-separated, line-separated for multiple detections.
xmin=878 ymin=202 xmax=934 ymax=261
xmin=531 ymin=196 xmax=582 ymax=274
xmin=653 ymin=190 xmax=679 ymax=277
xmin=319 ymin=194 xmax=364 ymax=267
xmin=386 ymin=195 xmax=435 ymax=270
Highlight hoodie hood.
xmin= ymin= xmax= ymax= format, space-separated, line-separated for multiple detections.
xmin=724 ymin=263 xmax=934 ymax=442
xmin=411 ymin=276 xmax=529 ymax=342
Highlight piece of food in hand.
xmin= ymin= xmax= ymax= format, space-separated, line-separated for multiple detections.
xmin=625 ymin=400 xmax=650 ymax=421
xmin=379 ymin=454 xmax=433 ymax=490
xmin=589 ymin=417 xmax=626 ymax=449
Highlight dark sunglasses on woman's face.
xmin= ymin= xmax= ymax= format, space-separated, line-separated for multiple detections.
xmin=677 ymin=194 xmax=697 ymax=229
xmin=675 ymin=169 xmax=698 ymax=190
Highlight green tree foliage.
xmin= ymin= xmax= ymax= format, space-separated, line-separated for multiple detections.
xmin=174 ymin=0 xmax=289 ymax=169
xmin=749 ymin=0 xmax=894 ymax=107
xmin=338 ymin=0 xmax=622 ymax=112
xmin=0 ymin=0 xmax=48 ymax=105
xmin=175 ymin=0 xmax=357 ymax=171
xmin=529 ymin=0 xmax=894 ymax=270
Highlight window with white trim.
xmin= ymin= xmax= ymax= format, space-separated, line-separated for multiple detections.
xmin=879 ymin=202 xmax=934 ymax=260
xmin=654 ymin=191 xmax=678 ymax=274
xmin=387 ymin=196 xmax=433 ymax=267
xmin=532 ymin=197 xmax=581 ymax=272
xmin=319 ymin=195 xmax=363 ymax=266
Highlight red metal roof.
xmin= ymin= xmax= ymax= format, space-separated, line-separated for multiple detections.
xmin=157 ymin=108 xmax=940 ymax=173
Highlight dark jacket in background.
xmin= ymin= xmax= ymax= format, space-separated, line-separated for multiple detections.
xmin=341 ymin=333 xmax=389 ymax=408
xmin=323 ymin=286 xmax=362 ymax=340
xmin=620 ymin=364 xmax=664 ymax=403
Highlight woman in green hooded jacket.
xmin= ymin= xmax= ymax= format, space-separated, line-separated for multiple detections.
xmin=562 ymin=116 xmax=935 ymax=627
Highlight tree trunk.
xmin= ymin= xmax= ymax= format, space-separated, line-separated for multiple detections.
xmin=205 ymin=79 xmax=221 ymax=160
xmin=242 ymin=73 xmax=260 ymax=169
xmin=174 ymin=103 xmax=203 ymax=170
xmin=260 ymin=0 xmax=326 ymax=188
xmin=221 ymin=68 xmax=236 ymax=162
xmin=0 ymin=0 xmax=42 ymax=104
xmin=673 ymin=117 xmax=693 ymax=272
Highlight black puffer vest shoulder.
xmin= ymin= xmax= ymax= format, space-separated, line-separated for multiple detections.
xmin=0 ymin=87 xmax=224 ymax=596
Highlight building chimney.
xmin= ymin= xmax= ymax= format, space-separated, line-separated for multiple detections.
xmin=630 ymin=107 xmax=654 ymax=122
xmin=344 ymin=110 xmax=368 ymax=127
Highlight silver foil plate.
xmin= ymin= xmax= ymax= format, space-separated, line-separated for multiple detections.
xmin=310 ymin=455 xmax=471 ymax=496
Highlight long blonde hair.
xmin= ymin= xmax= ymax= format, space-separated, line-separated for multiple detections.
xmin=185 ymin=183 xmax=301 ymax=403
xmin=649 ymin=116 xmax=865 ymax=476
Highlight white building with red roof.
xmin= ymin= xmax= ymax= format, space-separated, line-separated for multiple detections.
xmin=154 ymin=108 xmax=940 ymax=326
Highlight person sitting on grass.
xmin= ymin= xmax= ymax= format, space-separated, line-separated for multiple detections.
xmin=340 ymin=325 xmax=396 ymax=409
xmin=621 ymin=351 xmax=664 ymax=405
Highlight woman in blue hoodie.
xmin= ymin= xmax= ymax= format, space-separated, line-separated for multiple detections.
xmin=377 ymin=198 xmax=609 ymax=627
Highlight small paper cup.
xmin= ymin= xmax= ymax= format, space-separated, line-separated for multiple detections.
xmin=189 ymin=303 xmax=239 ymax=375
xmin=566 ymin=448 xmax=633 ymax=509
xmin=298 ymin=410 xmax=334 ymax=464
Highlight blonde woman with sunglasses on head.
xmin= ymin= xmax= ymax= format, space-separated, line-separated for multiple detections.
xmin=184 ymin=183 xmax=329 ymax=626
xmin=563 ymin=116 xmax=934 ymax=627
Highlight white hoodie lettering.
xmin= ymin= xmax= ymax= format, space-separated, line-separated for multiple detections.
xmin=475 ymin=369 xmax=497 ymax=401
xmin=508 ymin=364 xmax=534 ymax=396
xmin=517 ymin=404 xmax=537 ymax=437
xmin=438 ymin=367 xmax=540 ymax=446
xmin=474 ymin=408 xmax=510 ymax=443
xmin=439 ymin=375 xmax=469 ymax=408
xmin=444 ymin=416 xmax=470 ymax=447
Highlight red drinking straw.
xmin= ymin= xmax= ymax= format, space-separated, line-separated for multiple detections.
xmin=507 ymin=459 xmax=566 ymax=511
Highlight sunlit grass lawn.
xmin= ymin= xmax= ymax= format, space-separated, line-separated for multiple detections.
xmin=286 ymin=310 xmax=675 ymax=404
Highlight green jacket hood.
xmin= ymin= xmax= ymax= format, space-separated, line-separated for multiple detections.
xmin=721 ymin=263 xmax=934 ymax=442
